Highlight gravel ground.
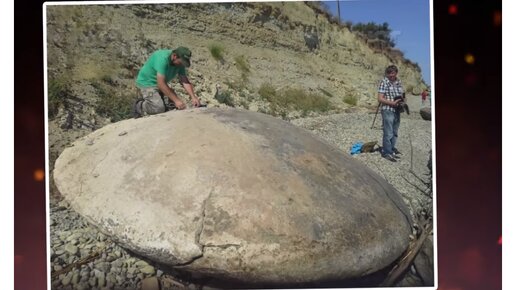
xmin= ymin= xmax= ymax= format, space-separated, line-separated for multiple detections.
xmin=50 ymin=110 xmax=434 ymax=289
xmin=291 ymin=110 xmax=433 ymax=217
xmin=50 ymin=201 xmax=199 ymax=290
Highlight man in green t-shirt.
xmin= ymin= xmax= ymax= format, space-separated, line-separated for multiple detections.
xmin=133 ymin=47 xmax=201 ymax=118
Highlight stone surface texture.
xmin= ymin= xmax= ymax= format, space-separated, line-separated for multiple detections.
xmin=54 ymin=108 xmax=412 ymax=284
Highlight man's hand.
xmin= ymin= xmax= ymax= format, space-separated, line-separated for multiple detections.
xmin=191 ymin=96 xmax=201 ymax=107
xmin=392 ymin=98 xmax=403 ymax=107
xmin=157 ymin=74 xmax=186 ymax=109
xmin=174 ymin=99 xmax=186 ymax=110
xmin=181 ymin=78 xmax=202 ymax=108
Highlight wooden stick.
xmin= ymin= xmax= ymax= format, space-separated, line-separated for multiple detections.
xmin=51 ymin=246 xmax=106 ymax=279
xmin=401 ymin=174 xmax=431 ymax=196
xmin=380 ymin=218 xmax=432 ymax=286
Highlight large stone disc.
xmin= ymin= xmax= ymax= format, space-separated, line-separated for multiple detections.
xmin=54 ymin=107 xmax=412 ymax=285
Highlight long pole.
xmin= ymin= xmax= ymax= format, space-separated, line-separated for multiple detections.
xmin=371 ymin=102 xmax=381 ymax=129
xmin=337 ymin=0 xmax=341 ymax=23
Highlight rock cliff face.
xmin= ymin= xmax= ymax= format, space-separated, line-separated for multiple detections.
xmin=46 ymin=2 xmax=426 ymax=170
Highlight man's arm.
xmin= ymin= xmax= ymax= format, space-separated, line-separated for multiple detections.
xmin=378 ymin=92 xmax=401 ymax=107
xmin=179 ymin=75 xmax=200 ymax=107
xmin=157 ymin=73 xmax=186 ymax=109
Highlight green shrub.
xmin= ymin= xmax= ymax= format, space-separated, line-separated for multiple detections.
xmin=215 ymin=90 xmax=234 ymax=107
xmin=234 ymin=55 xmax=250 ymax=73
xmin=48 ymin=78 xmax=69 ymax=119
xmin=318 ymin=87 xmax=334 ymax=98
xmin=235 ymin=55 xmax=251 ymax=83
xmin=343 ymin=95 xmax=358 ymax=106
xmin=258 ymin=83 xmax=334 ymax=116
xmin=258 ymin=83 xmax=277 ymax=101
xmin=93 ymin=82 xmax=134 ymax=122
xmin=209 ymin=43 xmax=224 ymax=61
xmin=282 ymin=88 xmax=333 ymax=113
xmin=352 ymin=22 xmax=395 ymax=47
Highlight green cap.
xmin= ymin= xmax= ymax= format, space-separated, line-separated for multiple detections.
xmin=173 ymin=46 xmax=192 ymax=67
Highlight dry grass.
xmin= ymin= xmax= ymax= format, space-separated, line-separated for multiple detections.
xmin=343 ymin=95 xmax=358 ymax=106
xmin=258 ymin=83 xmax=334 ymax=117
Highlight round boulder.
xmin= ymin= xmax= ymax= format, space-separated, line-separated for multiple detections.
xmin=420 ymin=107 xmax=432 ymax=121
xmin=54 ymin=108 xmax=412 ymax=285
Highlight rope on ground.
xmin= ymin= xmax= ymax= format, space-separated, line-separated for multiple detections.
xmin=405 ymin=130 xmax=432 ymax=198
xmin=401 ymin=174 xmax=431 ymax=197
xmin=380 ymin=214 xmax=433 ymax=287
xmin=409 ymin=132 xmax=414 ymax=172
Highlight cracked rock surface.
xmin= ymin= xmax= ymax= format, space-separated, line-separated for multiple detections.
xmin=54 ymin=107 xmax=413 ymax=285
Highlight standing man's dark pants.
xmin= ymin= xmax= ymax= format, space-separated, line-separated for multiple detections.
xmin=381 ymin=109 xmax=400 ymax=156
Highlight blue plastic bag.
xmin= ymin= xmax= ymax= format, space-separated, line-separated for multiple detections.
xmin=350 ymin=142 xmax=363 ymax=155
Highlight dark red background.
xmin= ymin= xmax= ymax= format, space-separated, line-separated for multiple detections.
xmin=14 ymin=0 xmax=502 ymax=289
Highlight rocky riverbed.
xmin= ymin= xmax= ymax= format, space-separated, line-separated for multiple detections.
xmin=50 ymin=104 xmax=433 ymax=289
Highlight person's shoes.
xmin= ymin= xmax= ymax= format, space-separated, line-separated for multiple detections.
xmin=133 ymin=99 xmax=143 ymax=119
xmin=393 ymin=148 xmax=402 ymax=155
xmin=382 ymin=154 xmax=397 ymax=162
xmin=165 ymin=102 xmax=177 ymax=111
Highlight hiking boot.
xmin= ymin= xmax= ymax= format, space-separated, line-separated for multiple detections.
xmin=165 ymin=102 xmax=177 ymax=111
xmin=393 ymin=148 xmax=402 ymax=155
xmin=133 ymin=99 xmax=143 ymax=119
xmin=382 ymin=154 xmax=397 ymax=162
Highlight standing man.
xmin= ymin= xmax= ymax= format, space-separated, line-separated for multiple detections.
xmin=134 ymin=47 xmax=200 ymax=118
xmin=377 ymin=65 xmax=405 ymax=162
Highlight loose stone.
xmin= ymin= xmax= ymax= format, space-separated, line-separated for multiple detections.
xmin=88 ymin=276 xmax=97 ymax=287
xmin=61 ymin=272 xmax=73 ymax=286
xmin=140 ymin=266 xmax=155 ymax=275
xmin=141 ymin=277 xmax=159 ymax=290
xmin=64 ymin=244 xmax=78 ymax=255
xmin=135 ymin=260 xmax=149 ymax=267
xmin=76 ymin=282 xmax=89 ymax=290
xmin=71 ymin=271 xmax=80 ymax=285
